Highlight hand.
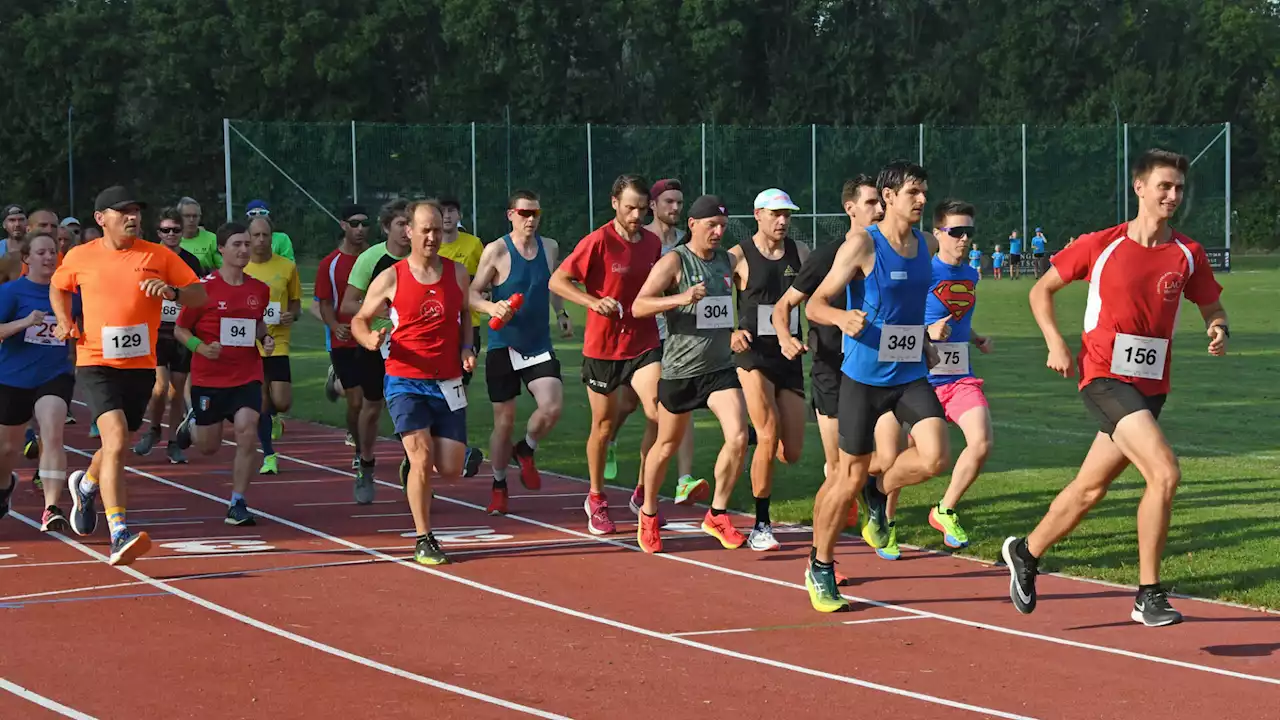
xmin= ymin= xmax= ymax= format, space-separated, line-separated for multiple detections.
xmin=24 ymin=309 xmax=46 ymax=328
xmin=779 ymin=334 xmax=808 ymax=360
xmin=683 ymin=282 xmax=707 ymax=305
xmin=279 ymin=311 xmax=295 ymax=326
xmin=928 ymin=316 xmax=952 ymax=342
xmin=1046 ymin=339 xmax=1075 ymax=377
xmin=925 ymin=342 xmax=940 ymax=369
xmin=489 ymin=300 xmax=516 ymax=324
xmin=730 ymin=329 xmax=753 ymax=353
xmin=1207 ymin=325 xmax=1228 ymax=356
xmin=839 ymin=309 xmax=868 ymax=338
xmin=557 ymin=313 xmax=574 ymax=338
xmin=53 ymin=320 xmax=79 ymax=342
xmin=361 ymin=327 xmax=388 ymax=352
xmin=261 ymin=335 xmax=275 ymax=355
xmin=591 ymin=296 xmax=621 ymax=317
xmin=140 ymin=279 xmax=170 ymax=298
xmin=974 ymin=335 xmax=993 ymax=354
xmin=461 ymin=348 xmax=477 ymax=373
xmin=199 ymin=341 xmax=222 ymax=360
xmin=333 ymin=323 xmax=351 ymax=341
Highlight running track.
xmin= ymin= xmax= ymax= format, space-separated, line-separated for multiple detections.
xmin=2 ymin=407 xmax=1277 ymax=719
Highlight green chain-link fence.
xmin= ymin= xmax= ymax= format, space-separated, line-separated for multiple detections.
xmin=224 ymin=120 xmax=1230 ymax=265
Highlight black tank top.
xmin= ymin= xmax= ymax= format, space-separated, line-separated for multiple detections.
xmin=736 ymin=235 xmax=803 ymax=343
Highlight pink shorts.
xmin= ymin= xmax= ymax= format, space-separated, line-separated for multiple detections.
xmin=933 ymin=376 xmax=988 ymax=424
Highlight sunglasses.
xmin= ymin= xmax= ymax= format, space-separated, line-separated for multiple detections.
xmin=939 ymin=226 xmax=975 ymax=238
xmin=157 ymin=226 xmax=181 ymax=234
xmin=511 ymin=208 xmax=542 ymax=218
xmin=346 ymin=218 xmax=370 ymax=227
xmin=247 ymin=208 xmax=270 ymax=218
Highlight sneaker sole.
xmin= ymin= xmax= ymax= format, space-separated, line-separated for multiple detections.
xmin=415 ymin=555 xmax=451 ymax=566
xmin=1130 ymin=610 xmax=1183 ymax=627
xmin=225 ymin=515 xmax=257 ymax=527
xmin=41 ymin=517 xmax=69 ymax=533
xmin=875 ymin=547 xmax=901 ymax=560
xmin=701 ymin=521 xmax=745 ymax=550
xmin=1000 ymin=536 xmax=1035 ymax=615
xmin=67 ymin=473 xmax=95 ymax=537
xmin=929 ymin=512 xmax=969 ymax=549
xmin=749 ymin=536 xmax=782 ymax=552
xmin=463 ymin=451 xmax=483 ymax=478
xmin=637 ymin=523 xmax=663 ymax=554
xmin=109 ymin=532 xmax=153 ymax=566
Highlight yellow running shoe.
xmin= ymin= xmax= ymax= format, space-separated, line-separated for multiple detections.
xmin=259 ymin=454 xmax=279 ymax=475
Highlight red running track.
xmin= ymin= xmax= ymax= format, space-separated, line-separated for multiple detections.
xmin=1 ymin=408 xmax=1277 ymax=719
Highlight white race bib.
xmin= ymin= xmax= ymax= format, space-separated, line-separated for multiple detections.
xmin=439 ymin=377 xmax=468 ymax=411
xmin=379 ymin=330 xmax=392 ymax=360
xmin=509 ymin=347 xmax=552 ymax=371
xmin=756 ymin=304 xmax=799 ymax=337
xmin=160 ymin=300 xmax=181 ymax=324
xmin=24 ymin=317 xmax=64 ymax=347
xmin=1110 ymin=333 xmax=1168 ymax=380
xmin=263 ymin=301 xmax=281 ymax=326
xmin=101 ymin=323 xmax=149 ymax=360
xmin=219 ymin=317 xmax=256 ymax=347
xmin=878 ymin=324 xmax=923 ymax=363
xmin=695 ymin=296 xmax=734 ymax=330
xmin=931 ymin=342 xmax=970 ymax=375
xmin=657 ymin=314 xmax=668 ymax=341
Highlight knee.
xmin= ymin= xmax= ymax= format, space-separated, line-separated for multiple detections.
xmin=778 ymin=440 xmax=802 ymax=465
xmin=542 ymin=399 xmax=563 ymax=424
xmin=724 ymin=428 xmax=749 ymax=458
xmin=434 ymin=454 xmax=462 ymax=479
xmin=967 ymin=436 xmax=993 ymax=463
xmin=921 ymin=447 xmax=951 ymax=477
xmin=1148 ymin=463 xmax=1181 ymax=499
xmin=0 ymin=435 xmax=15 ymax=457
xmin=592 ymin=417 xmax=616 ymax=439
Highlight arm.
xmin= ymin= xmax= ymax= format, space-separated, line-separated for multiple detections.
xmin=49 ymin=272 xmax=79 ymax=341
xmin=468 ymin=242 xmax=510 ymax=320
xmin=772 ymin=287 xmax=808 ymax=359
xmin=0 ymin=293 xmax=42 ymax=340
xmin=282 ymin=265 xmax=303 ymax=325
xmin=455 ymin=263 xmax=476 ymax=372
xmin=548 ymin=266 xmax=601 ymax=310
xmin=728 ymin=245 xmax=748 ymax=290
xmin=340 ymin=286 xmax=366 ymax=318
xmin=544 ymin=238 xmax=572 ymax=336
xmin=1028 ymin=267 xmax=1074 ymax=376
xmin=806 ymin=230 xmax=873 ymax=336
xmin=632 ymin=253 xmax=696 ymax=318
xmin=728 ymin=252 xmax=753 ymax=353
xmin=351 ymin=269 xmax=396 ymax=351
xmin=1199 ymin=300 xmax=1229 ymax=356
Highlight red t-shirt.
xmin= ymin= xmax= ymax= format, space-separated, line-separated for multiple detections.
xmin=315 ymin=248 xmax=360 ymax=349
xmin=560 ymin=223 xmax=661 ymax=360
xmin=385 ymin=259 xmax=464 ymax=380
xmin=1051 ymin=223 xmax=1222 ymax=396
xmin=177 ymin=271 xmax=271 ymax=388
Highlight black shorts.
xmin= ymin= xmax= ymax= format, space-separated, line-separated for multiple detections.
xmin=193 ymin=382 xmax=263 ymax=426
xmin=1010 ymin=253 xmax=1022 ymax=266
xmin=810 ymin=360 xmax=842 ymax=418
xmin=0 ymin=375 xmax=75 ymax=426
xmin=77 ymin=366 xmax=156 ymax=432
xmin=1080 ymin=378 xmax=1166 ymax=436
xmin=330 ymin=347 xmax=363 ymax=391
xmin=838 ymin=376 xmax=944 ymax=456
xmin=486 ymin=346 xmax=562 ymax=403
xmin=262 ymin=355 xmax=292 ymax=384
xmin=1033 ymin=252 xmax=1045 ymax=259
xmin=581 ymin=346 xmax=662 ymax=396
xmin=155 ymin=336 xmax=192 ymax=374
xmin=658 ymin=367 xmax=740 ymax=415
xmin=463 ymin=326 xmax=483 ymax=386
xmin=734 ymin=342 xmax=805 ymax=396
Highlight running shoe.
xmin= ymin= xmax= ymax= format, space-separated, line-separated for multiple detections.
xmin=462 ymin=447 xmax=483 ymax=478
xmin=108 ymin=529 xmax=152 ymax=566
xmin=65 ymin=410 xmax=76 ymax=425
xmin=40 ymin=506 xmax=68 ymax=533
xmin=626 ymin=486 xmax=666 ymax=526
xmin=512 ymin=440 xmax=541 ymax=491
xmin=673 ymin=475 xmax=709 ymax=505
xmin=259 ymin=454 xmax=279 ymax=475
xmin=88 ymin=421 xmax=99 ymax=439
xmin=637 ymin=510 xmax=663 ymax=554
xmin=805 ymin=561 xmax=849 ymax=613
xmin=747 ymin=523 xmax=781 ymax=552
xmin=67 ymin=470 xmax=98 ymax=537
xmin=604 ymin=443 xmax=618 ymax=481
xmin=414 ymin=533 xmax=450 ymax=565
xmin=166 ymin=442 xmax=188 ymax=465
xmin=344 ymin=432 xmax=356 ymax=448
xmin=929 ymin=505 xmax=970 ymax=548
xmin=132 ymin=430 xmax=158 ymax=457
xmin=1001 ymin=536 xmax=1039 ymax=615
xmin=23 ymin=428 xmax=39 ymax=460
xmin=859 ymin=476 xmax=889 ymax=549
xmin=486 ymin=486 xmax=508 ymax=516
xmin=701 ymin=510 xmax=745 ymax=550
xmin=32 ymin=471 xmax=41 ymax=490
xmin=351 ymin=452 xmax=360 ymax=470
xmin=174 ymin=408 xmax=195 ymax=450
xmin=271 ymin=415 xmax=284 ymax=441
xmin=324 ymin=365 xmax=340 ymax=403
xmin=875 ymin=521 xmax=900 ymax=560
xmin=354 ymin=464 xmax=376 ymax=505
xmin=225 ymin=499 xmax=256 ymax=526
xmin=0 ymin=472 xmax=15 ymax=519
xmin=585 ymin=493 xmax=614 ymax=535
xmin=1131 ymin=585 xmax=1183 ymax=627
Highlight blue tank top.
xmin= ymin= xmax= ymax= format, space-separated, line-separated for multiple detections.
xmin=925 ymin=256 xmax=979 ymax=387
xmin=489 ymin=234 xmax=552 ymax=355
xmin=840 ymin=225 xmax=932 ymax=387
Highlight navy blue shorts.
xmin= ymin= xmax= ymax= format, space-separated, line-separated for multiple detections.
xmin=384 ymin=375 xmax=468 ymax=443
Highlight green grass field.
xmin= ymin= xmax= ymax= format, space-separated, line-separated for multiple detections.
xmin=283 ymin=254 xmax=1280 ymax=609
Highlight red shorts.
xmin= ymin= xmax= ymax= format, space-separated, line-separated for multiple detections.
xmin=933 ymin=377 xmax=988 ymax=424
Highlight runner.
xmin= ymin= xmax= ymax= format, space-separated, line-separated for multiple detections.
xmin=1 ymin=204 xmax=26 ymax=256
xmin=315 ymin=204 xmax=371 ymax=452
xmin=172 ymin=222 xmax=273 ymax=526
xmin=134 ymin=208 xmax=205 ymax=463
xmin=730 ymin=188 xmax=809 ymax=551
xmin=245 ymin=215 xmax=302 ymax=475
xmin=632 ymin=195 xmax=750 ymax=553
xmin=0 ymin=232 xmax=80 ymax=531
xmin=1003 ymin=149 xmax=1228 ymax=627
xmin=802 ymin=161 xmax=950 ymax=611
xmin=51 ymin=185 xmax=206 ymax=566
xmin=470 ymin=190 xmax=569 ymax=515
xmin=177 ymin=197 xmax=220 ymax=272
xmin=438 ymin=195 xmax=491 ymax=476
xmin=1008 ymin=230 xmax=1023 ymax=280
xmin=244 ymin=200 xmax=296 ymax=260
xmin=351 ymin=200 xmax=476 ymax=566
xmin=549 ymin=174 xmax=663 ymax=535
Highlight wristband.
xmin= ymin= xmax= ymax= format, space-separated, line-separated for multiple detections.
xmin=461 ymin=344 xmax=475 ymax=351
xmin=184 ymin=335 xmax=201 ymax=353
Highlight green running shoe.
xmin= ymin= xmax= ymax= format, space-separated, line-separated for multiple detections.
xmin=604 ymin=443 xmax=618 ymax=481
xmin=929 ymin=505 xmax=970 ymax=548
xmin=805 ymin=561 xmax=849 ymax=613
xmin=415 ymin=533 xmax=450 ymax=565
xmin=860 ymin=513 xmax=889 ymax=550
xmin=673 ymin=475 xmax=709 ymax=505
xmin=875 ymin=521 xmax=900 ymax=560
xmin=259 ymin=454 xmax=279 ymax=475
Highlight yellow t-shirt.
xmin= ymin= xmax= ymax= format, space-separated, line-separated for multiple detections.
xmin=245 ymin=254 xmax=302 ymax=356
xmin=439 ymin=231 xmax=484 ymax=327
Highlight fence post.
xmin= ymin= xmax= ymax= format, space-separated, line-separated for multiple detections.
xmin=470 ymin=122 xmax=478 ymax=239
xmin=1021 ymin=123 xmax=1028 ymax=249
xmin=67 ymin=105 xmax=74 ymax=219
xmin=810 ymin=123 xmax=818 ymax=248
xmin=350 ymin=120 xmax=358 ymax=203
xmin=1224 ymin=121 xmax=1231 ymax=254
xmin=1123 ymin=123 xmax=1130 ymax=219
xmin=223 ymin=118 xmax=233 ymax=222
xmin=701 ymin=123 xmax=707 ymax=195
xmin=586 ymin=123 xmax=595 ymax=230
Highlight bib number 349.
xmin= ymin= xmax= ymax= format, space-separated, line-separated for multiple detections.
xmin=878 ymin=325 xmax=923 ymax=363
xmin=1110 ymin=333 xmax=1168 ymax=380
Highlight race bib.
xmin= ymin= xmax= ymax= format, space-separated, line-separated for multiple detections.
xmin=160 ymin=300 xmax=181 ymax=324
xmin=756 ymin=304 xmax=799 ymax=337
xmin=219 ymin=317 xmax=256 ymax=347
xmin=439 ymin=377 xmax=468 ymax=412
xmin=263 ymin=301 xmax=282 ymax=326
xmin=24 ymin=317 xmax=64 ymax=347
xmin=102 ymin=323 xmax=149 ymax=360
xmin=931 ymin=342 xmax=970 ymax=375
xmin=657 ymin=314 xmax=668 ymax=341
xmin=878 ymin=324 xmax=923 ymax=363
xmin=695 ymin=296 xmax=734 ymax=330
xmin=509 ymin=347 xmax=552 ymax=371
xmin=1110 ymin=333 xmax=1168 ymax=380
xmin=379 ymin=330 xmax=392 ymax=360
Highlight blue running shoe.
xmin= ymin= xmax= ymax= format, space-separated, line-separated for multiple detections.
xmin=67 ymin=470 xmax=99 ymax=537
xmin=225 ymin=499 xmax=256 ymax=526
xmin=108 ymin=529 xmax=152 ymax=566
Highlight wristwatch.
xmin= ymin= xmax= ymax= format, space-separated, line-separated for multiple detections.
xmin=1215 ymin=324 xmax=1229 ymax=338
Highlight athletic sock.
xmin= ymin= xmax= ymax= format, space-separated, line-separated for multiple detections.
xmin=710 ymin=507 xmax=727 ymax=517
xmin=1016 ymin=538 xmax=1038 ymax=562
xmin=106 ymin=506 xmax=127 ymax=540
xmin=1138 ymin=583 xmax=1162 ymax=593
xmin=524 ymin=433 xmax=538 ymax=451
xmin=258 ymin=411 xmax=275 ymax=456
xmin=80 ymin=472 xmax=99 ymax=494
xmin=589 ymin=491 xmax=607 ymax=504
xmin=754 ymin=495 xmax=771 ymax=527
xmin=230 ymin=492 xmax=245 ymax=506
xmin=493 ymin=479 xmax=508 ymax=490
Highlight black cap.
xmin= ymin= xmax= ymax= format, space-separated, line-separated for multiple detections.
xmin=2 ymin=204 xmax=24 ymax=219
xmin=340 ymin=204 xmax=368 ymax=221
xmin=688 ymin=195 xmax=728 ymax=220
xmin=94 ymin=186 xmax=146 ymax=212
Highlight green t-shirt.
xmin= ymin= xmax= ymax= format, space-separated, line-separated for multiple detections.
xmin=271 ymin=231 xmax=294 ymax=261
xmin=180 ymin=228 xmax=221 ymax=272
xmin=349 ymin=241 xmax=409 ymax=331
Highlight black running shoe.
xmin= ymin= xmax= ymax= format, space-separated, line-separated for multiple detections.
xmin=1001 ymin=536 xmax=1039 ymax=614
xmin=462 ymin=447 xmax=483 ymax=478
xmin=174 ymin=408 xmax=195 ymax=450
xmin=0 ymin=471 xmax=15 ymax=519
xmin=225 ymin=499 xmax=256 ymax=527
xmin=1132 ymin=585 xmax=1183 ymax=627
xmin=414 ymin=533 xmax=450 ymax=565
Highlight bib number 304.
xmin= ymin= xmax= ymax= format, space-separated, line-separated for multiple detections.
xmin=878 ymin=324 xmax=923 ymax=363
xmin=1110 ymin=333 xmax=1168 ymax=380
xmin=696 ymin=296 xmax=733 ymax=330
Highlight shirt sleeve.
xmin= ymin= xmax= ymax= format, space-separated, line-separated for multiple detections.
xmin=560 ymin=233 xmax=597 ymax=282
xmin=347 ymin=249 xmax=377 ymax=292
xmin=165 ymin=247 xmax=201 ymax=287
xmin=50 ymin=249 xmax=79 ymax=293
xmin=1183 ymin=243 xmax=1224 ymax=306
xmin=314 ymin=256 xmax=334 ymax=302
xmin=287 ymin=263 xmax=302 ymax=302
xmin=791 ymin=243 xmax=836 ymax=296
xmin=272 ymin=233 xmax=296 ymax=262
xmin=175 ymin=301 xmax=199 ymax=331
xmin=1049 ymin=233 xmax=1097 ymax=283
xmin=0 ymin=285 xmax=17 ymax=323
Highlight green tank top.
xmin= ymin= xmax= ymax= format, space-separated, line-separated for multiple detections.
xmin=662 ymin=245 xmax=736 ymax=380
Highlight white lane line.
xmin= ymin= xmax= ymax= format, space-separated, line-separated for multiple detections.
xmin=59 ymin=447 xmax=1037 ymax=719
xmin=671 ymin=615 xmax=929 ymax=637
xmin=8 ymin=509 xmax=570 ymax=720
xmin=0 ymin=678 xmax=97 ymax=719
xmin=296 ymin=500 xmax=400 ymax=507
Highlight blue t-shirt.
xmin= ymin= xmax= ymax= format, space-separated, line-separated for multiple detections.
xmin=0 ymin=277 xmax=81 ymax=389
xmin=1032 ymin=236 xmax=1046 ymax=253
xmin=925 ymin=256 xmax=979 ymax=387
xmin=968 ymin=249 xmax=982 ymax=269
xmin=991 ymin=251 xmax=1005 ymax=268
xmin=1009 ymin=238 xmax=1023 ymax=255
